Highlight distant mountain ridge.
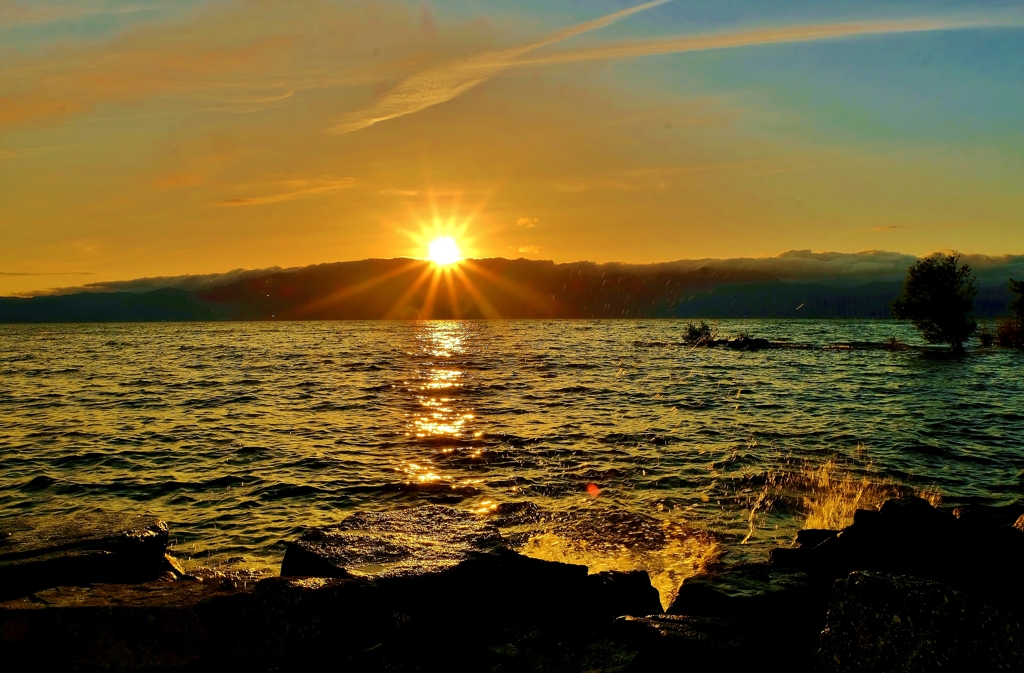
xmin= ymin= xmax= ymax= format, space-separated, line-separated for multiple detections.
xmin=1 ymin=256 xmax=1019 ymax=322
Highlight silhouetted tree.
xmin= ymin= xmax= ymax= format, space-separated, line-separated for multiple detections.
xmin=891 ymin=252 xmax=977 ymax=353
xmin=998 ymin=279 xmax=1024 ymax=347
xmin=1009 ymin=278 xmax=1024 ymax=319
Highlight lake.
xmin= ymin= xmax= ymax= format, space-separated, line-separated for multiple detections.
xmin=2 ymin=320 xmax=1021 ymax=604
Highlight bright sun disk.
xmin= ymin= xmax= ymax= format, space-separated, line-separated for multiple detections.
xmin=428 ymin=237 xmax=462 ymax=266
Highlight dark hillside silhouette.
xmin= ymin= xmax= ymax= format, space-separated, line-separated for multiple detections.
xmin=0 ymin=257 xmax=1019 ymax=322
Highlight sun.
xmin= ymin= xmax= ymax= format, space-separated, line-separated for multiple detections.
xmin=428 ymin=237 xmax=462 ymax=266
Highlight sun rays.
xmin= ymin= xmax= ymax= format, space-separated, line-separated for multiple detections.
xmin=273 ymin=187 xmax=557 ymax=320
xmin=428 ymin=237 xmax=462 ymax=266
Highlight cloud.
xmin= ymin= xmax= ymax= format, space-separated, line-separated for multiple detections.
xmin=516 ymin=216 xmax=537 ymax=228
xmin=0 ymin=147 xmax=60 ymax=160
xmin=215 ymin=177 xmax=358 ymax=206
xmin=21 ymin=251 xmax=1024 ymax=297
xmin=329 ymin=0 xmax=672 ymax=134
xmin=31 ymin=267 xmax=287 ymax=296
xmin=869 ymin=225 xmax=908 ymax=232
xmin=0 ymin=2 xmax=150 ymax=27
xmin=0 ymin=0 xmax=421 ymax=130
xmin=652 ymin=249 xmax=1024 ymax=284
xmin=0 ymin=271 xmax=97 ymax=276
xmin=515 ymin=16 xmax=1024 ymax=68
xmin=332 ymin=12 xmax=1022 ymax=134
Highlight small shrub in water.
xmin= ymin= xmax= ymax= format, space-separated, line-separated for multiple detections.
xmin=886 ymin=337 xmax=906 ymax=351
xmin=683 ymin=320 xmax=716 ymax=346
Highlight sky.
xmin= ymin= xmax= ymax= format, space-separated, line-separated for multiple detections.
xmin=1 ymin=0 xmax=1023 ymax=295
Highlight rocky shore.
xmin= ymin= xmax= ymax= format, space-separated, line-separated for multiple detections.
xmin=2 ymin=498 xmax=1022 ymax=672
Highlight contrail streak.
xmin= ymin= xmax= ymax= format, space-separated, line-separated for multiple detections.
xmin=329 ymin=0 xmax=672 ymax=134
xmin=332 ymin=9 xmax=1020 ymax=135
xmin=512 ymin=16 xmax=1021 ymax=67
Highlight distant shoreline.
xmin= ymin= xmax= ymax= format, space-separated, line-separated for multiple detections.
xmin=2 ymin=258 xmax=1018 ymax=323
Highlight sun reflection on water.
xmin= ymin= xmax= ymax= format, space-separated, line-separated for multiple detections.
xmin=395 ymin=322 xmax=483 ymax=490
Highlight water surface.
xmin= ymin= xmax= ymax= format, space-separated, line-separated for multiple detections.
xmin=2 ymin=320 xmax=1021 ymax=603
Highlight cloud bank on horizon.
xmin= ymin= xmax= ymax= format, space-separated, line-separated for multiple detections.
xmin=1 ymin=0 xmax=1022 ymax=295
xmin=20 ymin=250 xmax=1024 ymax=297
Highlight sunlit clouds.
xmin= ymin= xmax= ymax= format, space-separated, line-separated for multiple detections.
xmin=1 ymin=0 xmax=1023 ymax=294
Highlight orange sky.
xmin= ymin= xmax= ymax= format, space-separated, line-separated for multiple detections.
xmin=1 ymin=0 xmax=1023 ymax=295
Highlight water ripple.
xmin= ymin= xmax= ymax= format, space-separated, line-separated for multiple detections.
xmin=0 ymin=319 xmax=1021 ymax=584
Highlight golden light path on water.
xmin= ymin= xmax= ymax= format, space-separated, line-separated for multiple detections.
xmin=401 ymin=322 xmax=741 ymax=606
xmin=2 ymin=320 xmax=1020 ymax=609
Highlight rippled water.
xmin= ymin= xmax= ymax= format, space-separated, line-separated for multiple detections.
xmin=2 ymin=321 xmax=1022 ymax=603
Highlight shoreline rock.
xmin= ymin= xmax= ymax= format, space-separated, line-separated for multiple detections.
xmin=0 ymin=511 xmax=178 ymax=601
xmin=2 ymin=499 xmax=1023 ymax=671
xmin=820 ymin=571 xmax=1023 ymax=672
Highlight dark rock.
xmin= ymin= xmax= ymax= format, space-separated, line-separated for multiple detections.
xmin=0 ymin=511 xmax=170 ymax=601
xmin=666 ymin=562 xmax=827 ymax=669
xmin=820 ymin=571 xmax=1023 ymax=673
xmin=0 ymin=580 xmax=253 ymax=672
xmin=0 ymin=571 xmax=662 ymax=672
xmin=585 ymin=570 xmax=663 ymax=619
xmin=284 ymin=505 xmax=665 ymax=624
xmin=795 ymin=528 xmax=839 ymax=548
xmin=771 ymin=496 xmax=1024 ymax=616
xmin=0 ymin=575 xmax=413 ymax=671
xmin=614 ymin=614 xmax=758 ymax=670
xmin=281 ymin=505 xmax=504 ymax=579
xmin=727 ymin=336 xmax=771 ymax=350
xmin=951 ymin=504 xmax=1024 ymax=529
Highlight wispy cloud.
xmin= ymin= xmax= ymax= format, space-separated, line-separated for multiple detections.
xmin=0 ymin=2 xmax=150 ymax=27
xmin=334 ymin=12 xmax=1022 ymax=134
xmin=0 ymin=270 xmax=97 ymax=276
xmin=515 ymin=16 xmax=1022 ymax=68
xmin=515 ymin=245 xmax=540 ymax=254
xmin=516 ymin=216 xmax=538 ymax=228
xmin=25 ymin=267 xmax=287 ymax=296
xmin=0 ymin=147 xmax=62 ymax=160
xmin=216 ymin=177 xmax=358 ymax=206
xmin=329 ymin=0 xmax=672 ymax=134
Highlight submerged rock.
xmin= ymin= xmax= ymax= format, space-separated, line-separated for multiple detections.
xmin=727 ymin=336 xmax=771 ymax=350
xmin=0 ymin=511 xmax=171 ymax=601
xmin=281 ymin=504 xmax=503 ymax=578
xmin=820 ymin=572 xmax=1023 ymax=673
xmin=283 ymin=505 xmax=661 ymax=621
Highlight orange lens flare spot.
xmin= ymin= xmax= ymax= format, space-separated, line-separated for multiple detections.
xmin=428 ymin=237 xmax=462 ymax=266
xmin=586 ymin=483 xmax=601 ymax=498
